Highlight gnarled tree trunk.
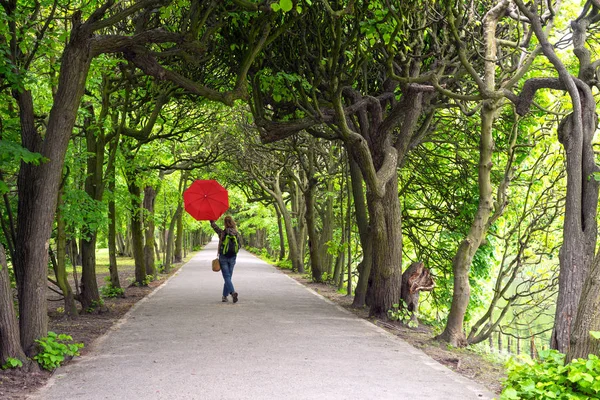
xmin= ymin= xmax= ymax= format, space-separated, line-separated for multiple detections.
xmin=400 ymin=261 xmax=434 ymax=324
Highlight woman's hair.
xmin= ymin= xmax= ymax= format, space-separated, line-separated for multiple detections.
xmin=224 ymin=216 xmax=236 ymax=229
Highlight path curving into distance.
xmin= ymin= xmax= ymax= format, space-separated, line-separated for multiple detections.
xmin=31 ymin=238 xmax=495 ymax=400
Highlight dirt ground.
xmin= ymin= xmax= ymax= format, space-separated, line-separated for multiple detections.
xmin=0 ymin=262 xmax=185 ymax=400
xmin=283 ymin=271 xmax=506 ymax=395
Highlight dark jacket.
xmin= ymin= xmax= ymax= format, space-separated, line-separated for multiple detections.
xmin=210 ymin=221 xmax=242 ymax=256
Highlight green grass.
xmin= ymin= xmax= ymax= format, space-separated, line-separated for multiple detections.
xmin=64 ymin=249 xmax=136 ymax=275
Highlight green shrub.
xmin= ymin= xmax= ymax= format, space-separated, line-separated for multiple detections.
xmin=388 ymin=300 xmax=417 ymax=328
xmin=156 ymin=260 xmax=164 ymax=273
xmin=501 ymin=350 xmax=600 ymax=399
xmin=33 ymin=332 xmax=84 ymax=371
xmin=85 ymin=299 xmax=104 ymax=313
xmin=276 ymin=259 xmax=292 ymax=270
xmin=1 ymin=357 xmax=23 ymax=370
xmin=143 ymin=274 xmax=154 ymax=285
xmin=100 ymin=284 xmax=125 ymax=298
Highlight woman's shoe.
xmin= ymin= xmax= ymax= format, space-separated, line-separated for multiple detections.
xmin=222 ymin=296 xmax=228 ymax=302
xmin=232 ymin=292 xmax=238 ymax=303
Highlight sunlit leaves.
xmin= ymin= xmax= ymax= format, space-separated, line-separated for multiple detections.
xmin=271 ymin=0 xmax=294 ymax=12
xmin=60 ymin=189 xmax=107 ymax=240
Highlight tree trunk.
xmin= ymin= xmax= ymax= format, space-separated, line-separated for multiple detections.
xmin=107 ymin=152 xmax=121 ymax=289
xmin=128 ymin=180 xmax=146 ymax=285
xmin=0 ymin=244 xmax=28 ymax=366
xmin=345 ymin=172 xmax=352 ymax=295
xmin=319 ymin=178 xmax=335 ymax=274
xmin=552 ymin=104 xmax=599 ymax=354
xmin=437 ymin=101 xmax=496 ymax=346
xmin=80 ymin=236 xmax=102 ymax=311
xmin=350 ymin=155 xmax=372 ymax=308
xmin=275 ymin=204 xmax=286 ymax=261
xmin=305 ymin=179 xmax=323 ymax=282
xmin=164 ymin=205 xmax=182 ymax=273
xmin=435 ymin=1 xmax=511 ymax=347
xmin=367 ymin=177 xmax=403 ymax=318
xmin=334 ymin=167 xmax=346 ymax=288
xmin=174 ymin=202 xmax=183 ymax=263
xmin=143 ymin=185 xmax=157 ymax=277
xmin=263 ymin=174 xmax=303 ymax=273
xmin=79 ymin=101 xmax=107 ymax=311
xmin=14 ymin=28 xmax=94 ymax=353
xmin=567 ymin=234 xmax=600 ymax=361
xmin=55 ymin=189 xmax=78 ymax=317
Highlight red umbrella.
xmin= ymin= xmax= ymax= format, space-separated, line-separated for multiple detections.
xmin=183 ymin=180 xmax=229 ymax=221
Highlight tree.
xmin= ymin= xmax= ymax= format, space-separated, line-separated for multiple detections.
xmin=250 ymin=1 xmax=451 ymax=317
xmin=506 ymin=0 xmax=600 ymax=356
xmin=436 ymin=0 xmax=543 ymax=346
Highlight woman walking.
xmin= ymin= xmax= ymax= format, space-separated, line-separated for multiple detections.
xmin=210 ymin=216 xmax=242 ymax=303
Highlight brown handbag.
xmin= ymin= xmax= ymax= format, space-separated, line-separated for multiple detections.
xmin=212 ymin=256 xmax=220 ymax=272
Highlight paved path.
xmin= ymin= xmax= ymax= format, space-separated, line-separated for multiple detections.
xmin=32 ymin=239 xmax=496 ymax=400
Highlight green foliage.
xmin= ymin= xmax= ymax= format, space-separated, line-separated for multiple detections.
xmin=131 ymin=274 xmax=155 ymax=287
xmin=501 ymin=350 xmax=600 ymax=399
xmin=276 ymin=259 xmax=293 ymax=270
xmin=321 ymin=272 xmax=334 ymax=282
xmin=100 ymin=284 xmax=124 ymax=298
xmin=246 ymin=246 xmax=272 ymax=261
xmin=85 ymin=299 xmax=104 ymax=313
xmin=271 ymin=0 xmax=294 ymax=13
xmin=60 ymin=189 xmax=107 ymax=239
xmin=1 ymin=357 xmax=23 ymax=370
xmin=156 ymin=260 xmax=164 ymax=273
xmin=388 ymin=301 xmax=417 ymax=328
xmin=33 ymin=332 xmax=83 ymax=371
xmin=0 ymin=139 xmax=46 ymax=194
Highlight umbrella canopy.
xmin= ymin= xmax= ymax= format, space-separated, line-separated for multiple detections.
xmin=183 ymin=180 xmax=229 ymax=221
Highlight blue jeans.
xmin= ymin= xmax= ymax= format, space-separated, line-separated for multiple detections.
xmin=219 ymin=255 xmax=236 ymax=297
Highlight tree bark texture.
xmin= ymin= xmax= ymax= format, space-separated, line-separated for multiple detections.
xmin=0 ymin=244 xmax=28 ymax=365
xmin=275 ymin=205 xmax=286 ymax=261
xmin=128 ymin=181 xmax=146 ymax=285
xmin=367 ymin=177 xmax=403 ymax=318
xmin=164 ymin=204 xmax=182 ymax=273
xmin=276 ymin=194 xmax=304 ymax=273
xmin=305 ymin=178 xmax=324 ymax=282
xmin=55 ymin=189 xmax=78 ymax=317
xmin=174 ymin=203 xmax=183 ymax=263
xmin=143 ymin=186 xmax=157 ymax=277
xmin=80 ymin=237 xmax=101 ymax=311
xmin=107 ymin=149 xmax=121 ymax=289
xmin=349 ymin=154 xmax=372 ymax=308
xmin=568 ymin=253 xmax=600 ymax=360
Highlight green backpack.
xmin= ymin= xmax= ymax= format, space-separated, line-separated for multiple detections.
xmin=222 ymin=233 xmax=239 ymax=256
